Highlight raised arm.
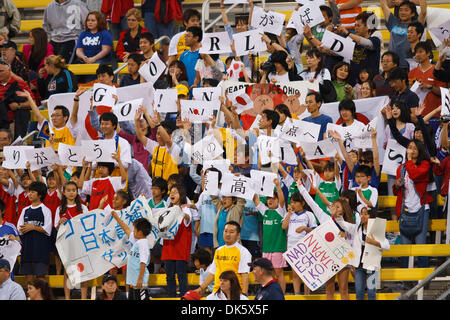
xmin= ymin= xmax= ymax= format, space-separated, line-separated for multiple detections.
xmin=111 ymin=210 xmax=132 ymax=236
xmin=328 ymin=130 xmax=356 ymax=173
xmin=380 ymin=0 xmax=392 ymax=23
xmin=371 ymin=128 xmax=381 ymax=177
xmin=418 ymin=0 xmax=427 ymax=26
xmin=16 ymin=90 xmax=45 ymax=126
xmin=297 ymin=182 xmax=331 ymax=225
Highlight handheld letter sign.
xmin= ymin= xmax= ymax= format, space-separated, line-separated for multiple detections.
xmin=250 ymin=170 xmax=277 ymax=197
xmin=233 ymin=29 xmax=268 ymax=56
xmin=429 ymin=19 xmax=450 ymax=45
xmin=381 ymin=139 xmax=406 ymax=176
xmin=92 ymin=83 xmax=117 ymax=108
xmin=138 ymin=53 xmax=167 ymax=83
xmin=281 ymin=119 xmax=321 ymax=143
xmin=180 ymin=100 xmax=220 ymax=123
xmin=297 ymin=5 xmax=325 ymax=28
xmin=58 ymin=143 xmax=85 ymax=167
xmin=154 ymin=89 xmax=178 ymax=113
xmin=200 ymin=32 xmax=232 ymax=54
xmin=204 ymin=170 xmax=220 ymax=196
xmin=221 ymin=173 xmax=255 ymax=200
xmin=25 ymin=147 xmax=60 ymax=171
xmin=192 ymin=87 xmax=222 ymax=102
xmin=440 ymin=87 xmax=450 ymax=116
xmin=284 ymin=220 xmax=357 ymax=291
xmin=191 ymin=134 xmax=224 ymax=164
xmin=251 ymin=6 xmax=286 ymax=36
xmin=321 ymin=30 xmax=355 ymax=62
xmin=81 ymin=139 xmax=116 ymax=163
xmin=112 ymin=98 xmax=143 ymax=122
xmin=298 ymin=139 xmax=337 ymax=160
xmin=2 ymin=146 xmax=34 ymax=169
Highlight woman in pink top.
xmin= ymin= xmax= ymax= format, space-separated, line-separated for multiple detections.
xmin=22 ymin=28 xmax=54 ymax=73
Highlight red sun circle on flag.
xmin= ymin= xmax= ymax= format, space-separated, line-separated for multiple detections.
xmin=77 ymin=263 xmax=84 ymax=272
xmin=193 ymin=109 xmax=199 ymax=115
xmin=236 ymin=97 xmax=247 ymax=105
xmin=233 ymin=63 xmax=240 ymax=70
xmin=325 ymin=232 xmax=334 ymax=242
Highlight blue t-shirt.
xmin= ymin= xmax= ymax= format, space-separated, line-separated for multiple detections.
xmin=0 ymin=222 xmax=18 ymax=238
xmin=217 ymin=207 xmax=231 ymax=247
xmin=126 ymin=232 xmax=150 ymax=287
xmin=179 ymin=49 xmax=200 ymax=88
xmin=76 ymin=30 xmax=113 ymax=60
xmin=386 ymin=13 xmax=415 ymax=69
xmin=303 ymin=114 xmax=333 ymax=141
xmin=240 ymin=199 xmax=259 ymax=242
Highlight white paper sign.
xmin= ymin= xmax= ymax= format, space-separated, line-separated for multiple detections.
xmin=362 ymin=218 xmax=386 ymax=271
xmin=220 ymin=173 xmax=255 ymax=200
xmin=2 ymin=146 xmax=34 ymax=169
xmin=441 ymin=87 xmax=450 ymax=116
xmin=429 ymin=19 xmax=450 ymax=44
xmin=112 ymin=98 xmax=143 ymax=122
xmin=138 ymin=53 xmax=167 ymax=83
xmin=321 ymin=30 xmax=355 ymax=61
xmin=81 ymin=139 xmax=116 ymax=163
xmin=153 ymin=89 xmax=178 ymax=113
xmin=250 ymin=170 xmax=277 ymax=197
xmin=283 ymin=220 xmax=357 ymax=291
xmin=298 ymin=139 xmax=337 ymax=160
xmin=251 ymin=6 xmax=286 ymax=36
xmin=381 ymin=139 xmax=406 ymax=176
xmin=58 ymin=143 xmax=85 ymax=167
xmin=0 ymin=236 xmax=21 ymax=275
xmin=25 ymin=146 xmax=60 ymax=171
xmin=180 ymin=100 xmax=220 ymax=123
xmin=92 ymin=83 xmax=117 ymax=108
xmin=295 ymin=0 xmax=325 ymax=4
xmin=200 ymin=31 xmax=232 ymax=54
xmin=257 ymin=135 xmax=281 ymax=165
xmin=226 ymin=59 xmax=245 ymax=81
xmin=203 ymin=159 xmax=231 ymax=175
xmin=297 ymin=5 xmax=325 ymax=28
xmin=204 ymin=171 xmax=219 ymax=196
xmin=193 ymin=87 xmax=222 ymax=102
xmin=281 ymin=118 xmax=321 ymax=143
xmin=191 ymin=135 xmax=224 ymax=164
xmin=233 ymin=29 xmax=268 ymax=56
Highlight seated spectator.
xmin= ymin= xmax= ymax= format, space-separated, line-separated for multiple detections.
xmin=27 ymin=279 xmax=54 ymax=300
xmin=374 ymin=51 xmax=400 ymax=97
xmin=37 ymin=55 xmax=78 ymax=100
xmin=406 ymin=22 xmax=425 ymax=70
xmin=0 ymin=41 xmax=30 ymax=82
xmin=22 ymin=28 xmax=55 ymax=74
xmin=358 ymin=80 xmax=377 ymax=99
xmin=0 ymin=259 xmax=26 ymax=300
xmin=119 ymin=53 xmax=145 ymax=87
xmin=75 ymin=12 xmax=113 ymax=65
xmin=42 ymin=0 xmax=89 ymax=64
xmin=332 ymin=61 xmax=354 ymax=101
xmin=101 ymin=0 xmax=134 ymax=41
xmin=206 ymin=270 xmax=249 ymax=300
xmin=0 ymin=0 xmax=20 ymax=38
xmin=116 ymin=8 xmax=150 ymax=62
xmin=260 ymin=50 xmax=301 ymax=84
xmin=96 ymin=274 xmax=127 ymax=300
xmin=353 ymin=68 xmax=374 ymax=99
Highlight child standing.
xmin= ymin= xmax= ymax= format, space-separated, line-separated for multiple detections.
xmin=54 ymin=181 xmax=89 ymax=300
xmin=253 ymin=178 xmax=288 ymax=294
xmin=111 ymin=212 xmax=152 ymax=300
xmin=352 ymin=165 xmax=379 ymax=213
xmin=148 ymin=177 xmax=168 ymax=209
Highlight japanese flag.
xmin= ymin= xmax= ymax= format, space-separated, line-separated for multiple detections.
xmin=227 ymin=59 xmax=245 ymax=81
xmin=227 ymin=87 xmax=253 ymax=114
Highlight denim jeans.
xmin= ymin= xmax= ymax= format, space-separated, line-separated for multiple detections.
xmin=354 ymin=267 xmax=377 ymax=300
xmin=400 ymin=208 xmax=429 ymax=268
xmin=164 ymin=260 xmax=188 ymax=297
xmin=143 ymin=12 xmax=174 ymax=39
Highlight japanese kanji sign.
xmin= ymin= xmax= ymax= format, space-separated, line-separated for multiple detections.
xmin=81 ymin=139 xmax=116 ymax=163
xmin=220 ymin=173 xmax=255 ymax=200
xmin=251 ymin=6 xmax=286 ymax=36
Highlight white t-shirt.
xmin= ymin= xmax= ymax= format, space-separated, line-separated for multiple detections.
xmin=282 ymin=210 xmax=317 ymax=249
xmin=206 ymin=291 xmax=249 ymax=300
xmin=404 ymin=170 xmax=422 ymax=212
xmin=268 ymin=71 xmax=289 ymax=83
xmin=300 ymin=68 xmax=331 ymax=84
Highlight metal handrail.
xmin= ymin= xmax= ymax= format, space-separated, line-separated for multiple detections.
xmin=396 ymin=258 xmax=450 ymax=300
xmin=113 ymin=35 xmax=171 ymax=75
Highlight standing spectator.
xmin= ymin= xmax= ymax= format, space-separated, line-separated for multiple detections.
xmin=251 ymin=258 xmax=285 ymax=300
xmin=142 ymin=0 xmax=177 ymax=39
xmin=335 ymin=0 xmax=362 ymax=32
xmin=408 ymin=41 xmax=447 ymax=118
xmin=196 ymin=221 xmax=251 ymax=296
xmin=96 ymin=274 xmax=127 ymax=300
xmin=380 ymin=0 xmax=427 ymax=70
xmin=37 ymin=55 xmax=78 ymax=100
xmin=22 ymin=28 xmax=55 ymax=73
xmin=388 ymin=67 xmax=420 ymax=122
xmin=374 ymin=51 xmax=400 ymax=97
xmin=0 ymin=259 xmax=26 ymax=300
xmin=0 ymin=60 xmax=35 ymax=140
xmin=0 ymin=0 xmax=20 ymax=38
xmin=405 ymin=22 xmax=425 ymax=70
xmin=42 ymin=0 xmax=89 ymax=64
xmin=303 ymin=92 xmax=333 ymax=141
xmin=26 ymin=279 xmax=54 ymax=300
xmin=206 ymin=270 xmax=249 ymax=300
xmin=180 ymin=26 xmax=202 ymax=90
xmin=17 ymin=181 xmax=52 ymax=283
xmin=116 ymin=8 xmax=150 ymax=62
xmin=75 ymin=12 xmax=113 ymax=65
xmin=101 ymin=0 xmax=135 ymax=41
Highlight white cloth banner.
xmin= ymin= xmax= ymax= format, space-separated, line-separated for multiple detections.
xmin=147 ymin=206 xmax=185 ymax=241
xmin=233 ymin=29 xmax=268 ymax=56
xmin=250 ymin=169 xmax=277 ymax=197
xmin=200 ymin=31 xmax=232 ymax=54
xmin=0 ymin=236 xmax=21 ymax=273
xmin=381 ymin=139 xmax=406 ymax=176
xmin=251 ymin=6 xmax=286 ymax=36
xmin=221 ymin=173 xmax=255 ymax=200
xmin=283 ymin=220 xmax=357 ymax=291
xmin=56 ymin=196 xmax=154 ymax=285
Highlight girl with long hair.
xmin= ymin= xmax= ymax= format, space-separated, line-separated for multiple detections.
xmin=206 ymin=270 xmax=249 ymax=300
xmin=23 ymin=27 xmax=54 ymax=73
xmin=37 ymin=55 xmax=78 ymax=99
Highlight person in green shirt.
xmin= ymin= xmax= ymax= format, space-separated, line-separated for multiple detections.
xmin=148 ymin=177 xmax=168 ymax=209
xmin=253 ymin=178 xmax=287 ymax=294
xmin=332 ymin=61 xmax=354 ymax=101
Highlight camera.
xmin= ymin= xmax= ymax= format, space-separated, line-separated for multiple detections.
xmin=260 ymin=60 xmax=275 ymax=74
xmin=441 ymin=114 xmax=450 ymax=123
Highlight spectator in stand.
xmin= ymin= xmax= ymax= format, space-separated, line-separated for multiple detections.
xmin=180 ymin=26 xmax=202 ymax=90
xmin=0 ymin=60 xmax=35 ymax=140
xmin=251 ymin=258 xmax=285 ymax=300
xmin=101 ymin=0 xmax=135 ymax=41
xmin=380 ymin=0 xmax=427 ymax=71
xmin=335 ymin=0 xmax=363 ymax=32
xmin=22 ymin=28 xmax=55 ymax=74
xmin=43 ymin=0 xmax=89 ymax=64
xmin=1 ymin=41 xmax=30 ymax=82
xmin=0 ymin=259 xmax=26 ymax=300
xmin=0 ymin=0 xmax=20 ymax=38
xmin=162 ymin=60 xmax=189 ymax=89
xmin=206 ymin=270 xmax=249 ymax=300
xmin=141 ymin=0 xmax=177 ymax=39
xmin=27 ymin=279 xmax=54 ymax=300
xmin=96 ymin=274 xmax=127 ymax=300
xmin=354 ymin=68 xmax=374 ymax=99
xmin=116 ymin=8 xmax=150 ymax=62
xmin=374 ymin=51 xmax=400 ymax=97
xmin=408 ymin=41 xmax=447 ymax=118
xmin=119 ymin=53 xmax=145 ymax=87
xmin=192 ymin=53 xmax=225 ymax=89
xmin=405 ymin=22 xmax=425 ymax=70
xmin=75 ymin=12 xmax=113 ymax=65
xmin=37 ymin=55 xmax=78 ymax=100
xmin=388 ymin=67 xmax=420 ymax=123
xmin=332 ymin=61 xmax=354 ymax=101
xmin=433 ymin=39 xmax=450 ymax=83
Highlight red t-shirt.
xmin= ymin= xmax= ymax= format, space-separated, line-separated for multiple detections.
xmin=0 ymin=185 xmax=17 ymax=226
xmin=17 ymin=191 xmax=31 ymax=222
xmin=44 ymin=189 xmax=61 ymax=226
xmin=161 ymin=207 xmax=192 ymax=262
xmin=0 ymin=77 xmax=35 ymax=121
xmin=82 ymin=177 xmax=125 ymax=210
